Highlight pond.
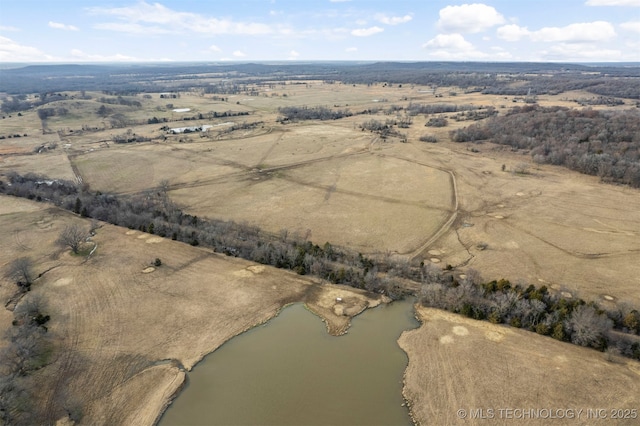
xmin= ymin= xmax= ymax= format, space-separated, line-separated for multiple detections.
xmin=159 ymin=298 xmax=418 ymax=426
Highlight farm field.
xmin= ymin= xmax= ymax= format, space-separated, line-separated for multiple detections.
xmin=13 ymin=82 xmax=633 ymax=305
xmin=399 ymin=306 xmax=640 ymax=425
xmin=1 ymin=73 xmax=640 ymax=425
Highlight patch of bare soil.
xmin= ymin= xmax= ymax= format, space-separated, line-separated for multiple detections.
xmin=399 ymin=306 xmax=640 ymax=425
xmin=304 ymin=283 xmax=386 ymax=335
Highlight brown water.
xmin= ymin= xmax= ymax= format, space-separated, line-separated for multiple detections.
xmin=159 ymin=299 xmax=418 ymax=426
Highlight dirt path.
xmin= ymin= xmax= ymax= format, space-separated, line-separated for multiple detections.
xmin=368 ymin=152 xmax=460 ymax=261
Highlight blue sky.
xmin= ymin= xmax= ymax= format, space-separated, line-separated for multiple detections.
xmin=0 ymin=0 xmax=639 ymax=62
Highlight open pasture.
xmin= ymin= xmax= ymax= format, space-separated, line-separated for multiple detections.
xmin=396 ymin=139 xmax=640 ymax=306
xmin=400 ymin=306 xmax=640 ymax=426
xmin=1 ymin=64 xmax=640 ymax=426
xmin=0 ymin=195 xmax=381 ymax=425
xmin=14 ymin=82 xmax=635 ymax=304
xmin=72 ymin=143 xmax=241 ymax=194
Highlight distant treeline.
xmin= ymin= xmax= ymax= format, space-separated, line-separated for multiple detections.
xmin=98 ymin=96 xmax=142 ymax=107
xmin=481 ymin=77 xmax=640 ymax=99
xmin=2 ymin=63 xmax=640 ymax=100
xmin=406 ymin=103 xmax=480 ymax=115
xmin=451 ymin=106 xmax=640 ymax=187
xmin=277 ymin=106 xmax=353 ymax=122
xmin=2 ymin=172 xmax=639 ymax=361
xmin=1 ymin=92 xmax=73 ymax=113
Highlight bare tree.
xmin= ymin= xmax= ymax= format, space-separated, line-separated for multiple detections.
xmin=565 ymin=305 xmax=613 ymax=348
xmin=0 ymin=375 xmax=32 ymax=425
xmin=37 ymin=108 xmax=53 ymax=134
xmin=14 ymin=294 xmax=46 ymax=326
xmin=464 ymin=268 xmax=483 ymax=285
xmin=4 ymin=257 xmax=34 ymax=291
xmin=56 ymin=224 xmax=89 ymax=254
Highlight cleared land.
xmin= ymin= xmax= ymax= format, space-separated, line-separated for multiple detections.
xmin=10 ymin=85 xmax=632 ymax=306
xmin=1 ymin=80 xmax=640 ymax=425
xmin=399 ymin=306 xmax=640 ymax=425
xmin=0 ymin=195 xmax=383 ymax=425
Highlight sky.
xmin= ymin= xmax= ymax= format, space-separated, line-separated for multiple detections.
xmin=0 ymin=0 xmax=639 ymax=63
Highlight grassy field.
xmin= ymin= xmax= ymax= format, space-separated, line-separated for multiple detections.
xmin=400 ymin=306 xmax=640 ymax=425
xmin=0 ymin=195 xmax=382 ymax=425
xmin=2 ymin=82 xmax=639 ymax=301
xmin=2 ymin=81 xmax=640 ymax=425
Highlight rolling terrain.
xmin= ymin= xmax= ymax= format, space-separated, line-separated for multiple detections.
xmin=1 ymin=64 xmax=639 ymax=425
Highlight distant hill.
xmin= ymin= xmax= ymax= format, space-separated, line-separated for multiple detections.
xmin=0 ymin=61 xmax=639 ymax=95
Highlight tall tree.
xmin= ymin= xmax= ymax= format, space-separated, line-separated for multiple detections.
xmin=56 ymin=224 xmax=88 ymax=254
xmin=4 ymin=257 xmax=34 ymax=291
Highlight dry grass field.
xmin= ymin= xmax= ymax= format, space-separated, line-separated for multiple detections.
xmin=399 ymin=306 xmax=640 ymax=425
xmin=0 ymin=195 xmax=382 ymax=425
xmin=2 ymin=80 xmax=640 ymax=425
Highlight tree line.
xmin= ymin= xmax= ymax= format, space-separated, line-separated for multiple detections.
xmin=277 ymin=106 xmax=353 ymax=122
xmin=406 ymin=102 xmax=480 ymax=116
xmin=1 ymin=172 xmax=408 ymax=300
xmin=450 ymin=105 xmax=640 ymax=187
xmin=419 ymin=269 xmax=639 ymax=358
xmin=97 ymin=96 xmax=142 ymax=108
xmin=1 ymin=261 xmax=52 ymax=424
xmin=2 ymin=172 xmax=639 ymax=362
xmin=3 ymin=63 xmax=640 ymax=99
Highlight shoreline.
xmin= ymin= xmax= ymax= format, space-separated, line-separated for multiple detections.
xmin=398 ymin=305 xmax=640 ymax=426
xmin=151 ymin=283 xmax=385 ymax=426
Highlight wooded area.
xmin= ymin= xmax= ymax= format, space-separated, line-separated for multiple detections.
xmin=451 ymin=106 xmax=640 ymax=187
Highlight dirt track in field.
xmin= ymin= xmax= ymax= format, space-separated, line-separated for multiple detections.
xmin=2 ymin=84 xmax=640 ymax=425
xmin=399 ymin=306 xmax=640 ymax=426
xmin=0 ymin=197 xmax=384 ymax=425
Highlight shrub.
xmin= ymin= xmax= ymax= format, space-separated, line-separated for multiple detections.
xmin=419 ymin=134 xmax=437 ymax=143
xmin=425 ymin=117 xmax=448 ymax=127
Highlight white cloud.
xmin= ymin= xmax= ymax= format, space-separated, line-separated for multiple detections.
xmin=299 ymin=27 xmax=350 ymax=41
xmin=490 ymin=46 xmax=513 ymax=59
xmin=351 ymin=26 xmax=383 ymax=37
xmin=93 ymin=22 xmax=170 ymax=34
xmin=288 ymin=50 xmax=300 ymax=59
xmin=345 ymin=47 xmax=357 ymax=52
xmin=209 ymin=44 xmax=222 ymax=52
xmin=437 ymin=3 xmax=505 ymax=34
xmin=423 ymin=33 xmax=473 ymax=50
xmin=0 ymin=36 xmax=53 ymax=61
xmin=498 ymin=21 xmax=616 ymax=43
xmin=88 ymin=1 xmax=276 ymax=35
xmin=422 ymin=33 xmax=488 ymax=59
xmin=532 ymin=21 xmax=616 ymax=42
xmin=586 ymin=0 xmax=640 ymax=6
xmin=0 ymin=25 xmax=20 ymax=32
xmin=329 ymin=0 xmax=351 ymax=2
xmin=625 ymin=40 xmax=640 ymax=58
xmin=70 ymin=48 xmax=138 ymax=61
xmin=233 ymin=50 xmax=246 ymax=57
xmin=621 ymin=21 xmax=640 ymax=32
xmin=497 ymin=24 xmax=531 ymax=41
xmin=49 ymin=21 xmax=79 ymax=31
xmin=375 ymin=13 xmax=413 ymax=25
xmin=539 ymin=43 xmax=622 ymax=60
